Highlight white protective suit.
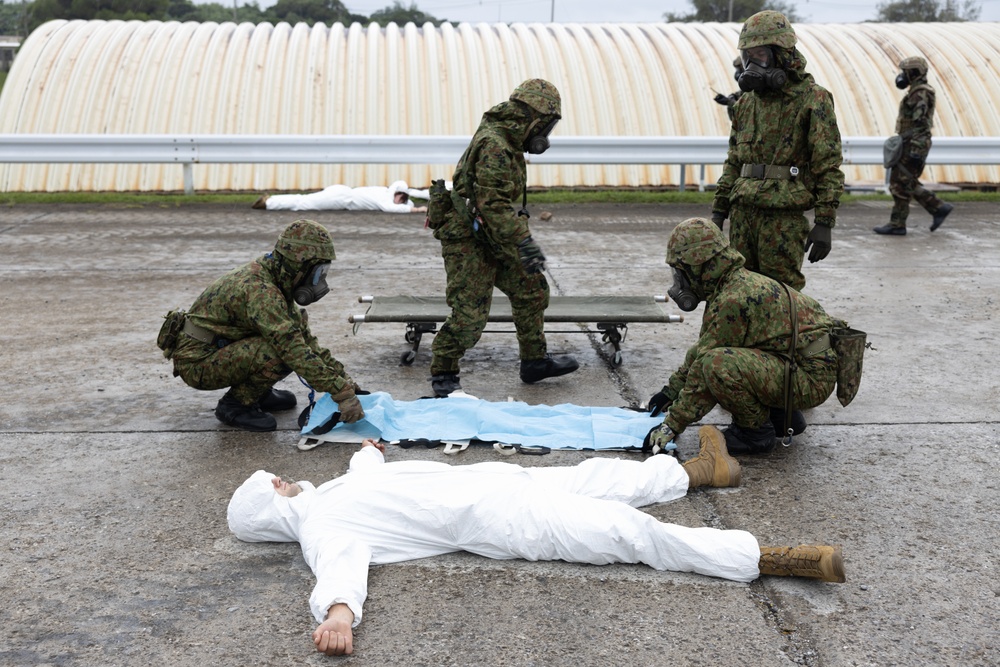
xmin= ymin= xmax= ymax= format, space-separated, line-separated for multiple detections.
xmin=227 ymin=447 xmax=760 ymax=628
xmin=264 ymin=181 xmax=415 ymax=213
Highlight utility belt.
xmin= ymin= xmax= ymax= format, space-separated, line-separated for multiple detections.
xmin=740 ymin=163 xmax=799 ymax=180
xmin=182 ymin=319 xmax=233 ymax=349
xmin=799 ymin=333 xmax=831 ymax=358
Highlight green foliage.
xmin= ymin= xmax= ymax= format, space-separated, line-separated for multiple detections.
xmin=265 ymin=0 xmax=359 ymax=26
xmin=0 ymin=2 xmax=30 ymax=35
xmin=664 ymin=0 xmax=801 ymax=23
xmin=368 ymin=1 xmax=441 ymax=26
xmin=874 ymin=0 xmax=980 ymax=21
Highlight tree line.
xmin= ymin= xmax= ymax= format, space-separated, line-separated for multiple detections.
xmin=0 ymin=0 xmax=983 ymax=39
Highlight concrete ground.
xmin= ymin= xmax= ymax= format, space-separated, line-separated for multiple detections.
xmin=1 ymin=200 xmax=997 ymax=666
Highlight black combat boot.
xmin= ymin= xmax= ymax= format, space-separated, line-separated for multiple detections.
xmin=520 ymin=354 xmax=580 ymax=384
xmin=258 ymin=388 xmax=297 ymax=412
xmin=872 ymin=224 xmax=906 ymax=236
xmin=430 ymin=374 xmax=462 ymax=397
xmin=769 ymin=408 xmax=806 ymax=437
xmin=930 ymin=202 xmax=953 ymax=231
xmin=215 ymin=392 xmax=277 ymax=432
xmin=723 ymin=421 xmax=776 ymax=455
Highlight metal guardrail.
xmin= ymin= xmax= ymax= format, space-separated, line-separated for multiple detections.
xmin=2 ymin=134 xmax=998 ymax=193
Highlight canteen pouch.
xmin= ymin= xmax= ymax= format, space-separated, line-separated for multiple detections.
xmin=157 ymin=309 xmax=186 ymax=359
xmin=831 ymin=327 xmax=867 ymax=407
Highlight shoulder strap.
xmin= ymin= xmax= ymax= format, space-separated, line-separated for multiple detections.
xmin=779 ymin=283 xmax=799 ymax=444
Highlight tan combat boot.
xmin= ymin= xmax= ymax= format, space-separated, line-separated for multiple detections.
xmin=682 ymin=425 xmax=742 ymax=488
xmin=758 ymin=545 xmax=846 ymax=583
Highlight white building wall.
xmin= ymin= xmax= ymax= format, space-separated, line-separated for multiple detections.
xmin=1 ymin=19 xmax=997 ymax=192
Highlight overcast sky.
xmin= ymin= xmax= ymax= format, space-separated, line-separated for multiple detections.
xmin=219 ymin=0 xmax=1000 ymax=24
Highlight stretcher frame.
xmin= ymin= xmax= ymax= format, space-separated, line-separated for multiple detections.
xmin=348 ymin=295 xmax=683 ymax=367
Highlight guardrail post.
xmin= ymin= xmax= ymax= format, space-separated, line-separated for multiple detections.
xmin=699 ymin=164 xmax=706 ymax=192
xmin=678 ymin=165 xmax=686 ymax=192
xmin=183 ymin=164 xmax=194 ymax=195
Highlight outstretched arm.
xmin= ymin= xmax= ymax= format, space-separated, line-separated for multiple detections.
xmin=313 ymin=603 xmax=355 ymax=655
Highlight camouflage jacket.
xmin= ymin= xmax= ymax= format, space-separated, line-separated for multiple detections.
xmin=663 ymin=253 xmax=839 ymax=434
xmin=713 ymin=51 xmax=844 ymax=227
xmin=452 ymin=101 xmax=531 ymax=253
xmin=896 ymin=79 xmax=935 ymax=156
xmin=172 ymin=254 xmax=353 ymax=395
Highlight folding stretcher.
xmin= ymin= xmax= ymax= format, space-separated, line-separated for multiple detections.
xmin=348 ymin=295 xmax=683 ymax=367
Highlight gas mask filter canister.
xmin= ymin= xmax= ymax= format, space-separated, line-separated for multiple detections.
xmin=667 ymin=267 xmax=701 ymax=312
xmin=293 ymin=262 xmax=331 ymax=306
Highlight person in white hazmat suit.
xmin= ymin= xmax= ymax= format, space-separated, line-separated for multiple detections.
xmin=227 ymin=426 xmax=845 ymax=656
xmin=252 ymin=180 xmax=427 ymax=213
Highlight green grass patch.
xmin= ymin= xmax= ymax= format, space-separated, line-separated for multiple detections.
xmin=0 ymin=189 xmax=996 ymax=207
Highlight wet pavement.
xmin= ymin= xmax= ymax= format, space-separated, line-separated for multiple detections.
xmin=1 ymin=200 xmax=998 ymax=666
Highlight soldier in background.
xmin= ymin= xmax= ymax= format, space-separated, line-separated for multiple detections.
xmin=713 ymin=56 xmax=744 ymax=121
xmin=711 ymin=11 xmax=844 ymax=291
xmin=646 ymin=218 xmax=843 ymax=456
xmin=158 ymin=220 xmax=366 ymax=432
xmin=873 ymin=56 xmax=954 ymax=236
xmin=424 ymin=79 xmax=578 ymax=398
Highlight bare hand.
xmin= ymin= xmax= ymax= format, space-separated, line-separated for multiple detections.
xmin=312 ymin=603 xmax=354 ymax=655
xmin=361 ymin=438 xmax=385 ymax=454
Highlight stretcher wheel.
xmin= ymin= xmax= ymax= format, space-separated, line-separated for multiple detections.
xmin=400 ymin=350 xmax=416 ymax=366
xmin=611 ymin=351 xmax=623 ymax=367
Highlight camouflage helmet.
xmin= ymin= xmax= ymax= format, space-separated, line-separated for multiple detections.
xmin=510 ymin=79 xmax=562 ymax=118
xmin=666 ymin=218 xmax=729 ymax=267
xmin=899 ymin=56 xmax=928 ymax=75
xmin=738 ymin=11 xmax=797 ymax=51
xmin=274 ymin=219 xmax=336 ymax=264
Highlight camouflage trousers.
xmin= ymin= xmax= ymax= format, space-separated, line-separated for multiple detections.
xmin=667 ymin=346 xmax=837 ymax=432
xmin=431 ymin=238 xmax=549 ymax=375
xmin=729 ymin=207 xmax=810 ymax=291
xmin=889 ymin=154 xmax=944 ymax=228
xmin=172 ymin=335 xmax=292 ymax=405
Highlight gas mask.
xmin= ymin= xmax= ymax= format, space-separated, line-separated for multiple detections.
xmin=895 ymin=71 xmax=910 ymax=89
xmin=523 ymin=116 xmax=559 ymax=154
xmin=667 ymin=266 xmax=701 ymax=312
xmin=293 ymin=262 xmax=331 ymax=306
xmin=738 ymin=47 xmax=786 ymax=93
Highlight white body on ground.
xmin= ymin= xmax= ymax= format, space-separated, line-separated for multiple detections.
xmin=227 ymin=447 xmax=760 ymax=628
xmin=265 ymin=181 xmax=415 ymax=213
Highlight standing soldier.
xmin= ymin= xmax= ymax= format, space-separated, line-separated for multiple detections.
xmin=157 ymin=220 xmax=366 ymax=432
xmin=873 ymin=56 xmax=953 ymax=236
xmin=645 ymin=218 xmax=844 ymax=456
xmin=712 ymin=56 xmax=744 ymax=122
xmin=424 ymin=79 xmax=578 ymax=397
xmin=711 ymin=11 xmax=844 ymax=291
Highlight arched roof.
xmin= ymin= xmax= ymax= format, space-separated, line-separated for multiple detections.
xmin=1 ymin=19 xmax=998 ymax=192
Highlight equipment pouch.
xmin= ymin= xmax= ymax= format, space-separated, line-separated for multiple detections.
xmin=156 ymin=309 xmax=186 ymax=359
xmin=426 ymin=179 xmax=453 ymax=230
xmin=830 ymin=327 xmax=867 ymax=407
xmin=883 ymin=135 xmax=905 ymax=169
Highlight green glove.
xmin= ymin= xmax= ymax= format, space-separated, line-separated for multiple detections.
xmin=804 ymin=223 xmax=832 ymax=263
xmin=643 ymin=423 xmax=676 ymax=455
xmin=517 ymin=236 xmax=546 ymax=274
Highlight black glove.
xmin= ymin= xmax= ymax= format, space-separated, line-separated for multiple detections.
xmin=804 ymin=223 xmax=832 ymax=263
xmin=713 ymin=93 xmax=729 ymax=106
xmin=647 ymin=386 xmax=673 ymax=417
xmin=711 ymin=213 xmax=726 ymax=229
xmin=517 ymin=236 xmax=546 ymax=274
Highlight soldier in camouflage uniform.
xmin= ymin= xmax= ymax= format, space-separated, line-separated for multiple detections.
xmin=424 ymin=79 xmax=578 ymax=397
xmin=712 ymin=11 xmax=844 ymax=291
xmin=873 ymin=56 xmax=953 ymax=236
xmin=712 ymin=56 xmax=744 ymax=122
xmin=164 ymin=220 xmax=365 ymax=432
xmin=645 ymin=218 xmax=843 ymax=456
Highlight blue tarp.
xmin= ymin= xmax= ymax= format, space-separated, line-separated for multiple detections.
xmin=302 ymin=391 xmax=665 ymax=451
